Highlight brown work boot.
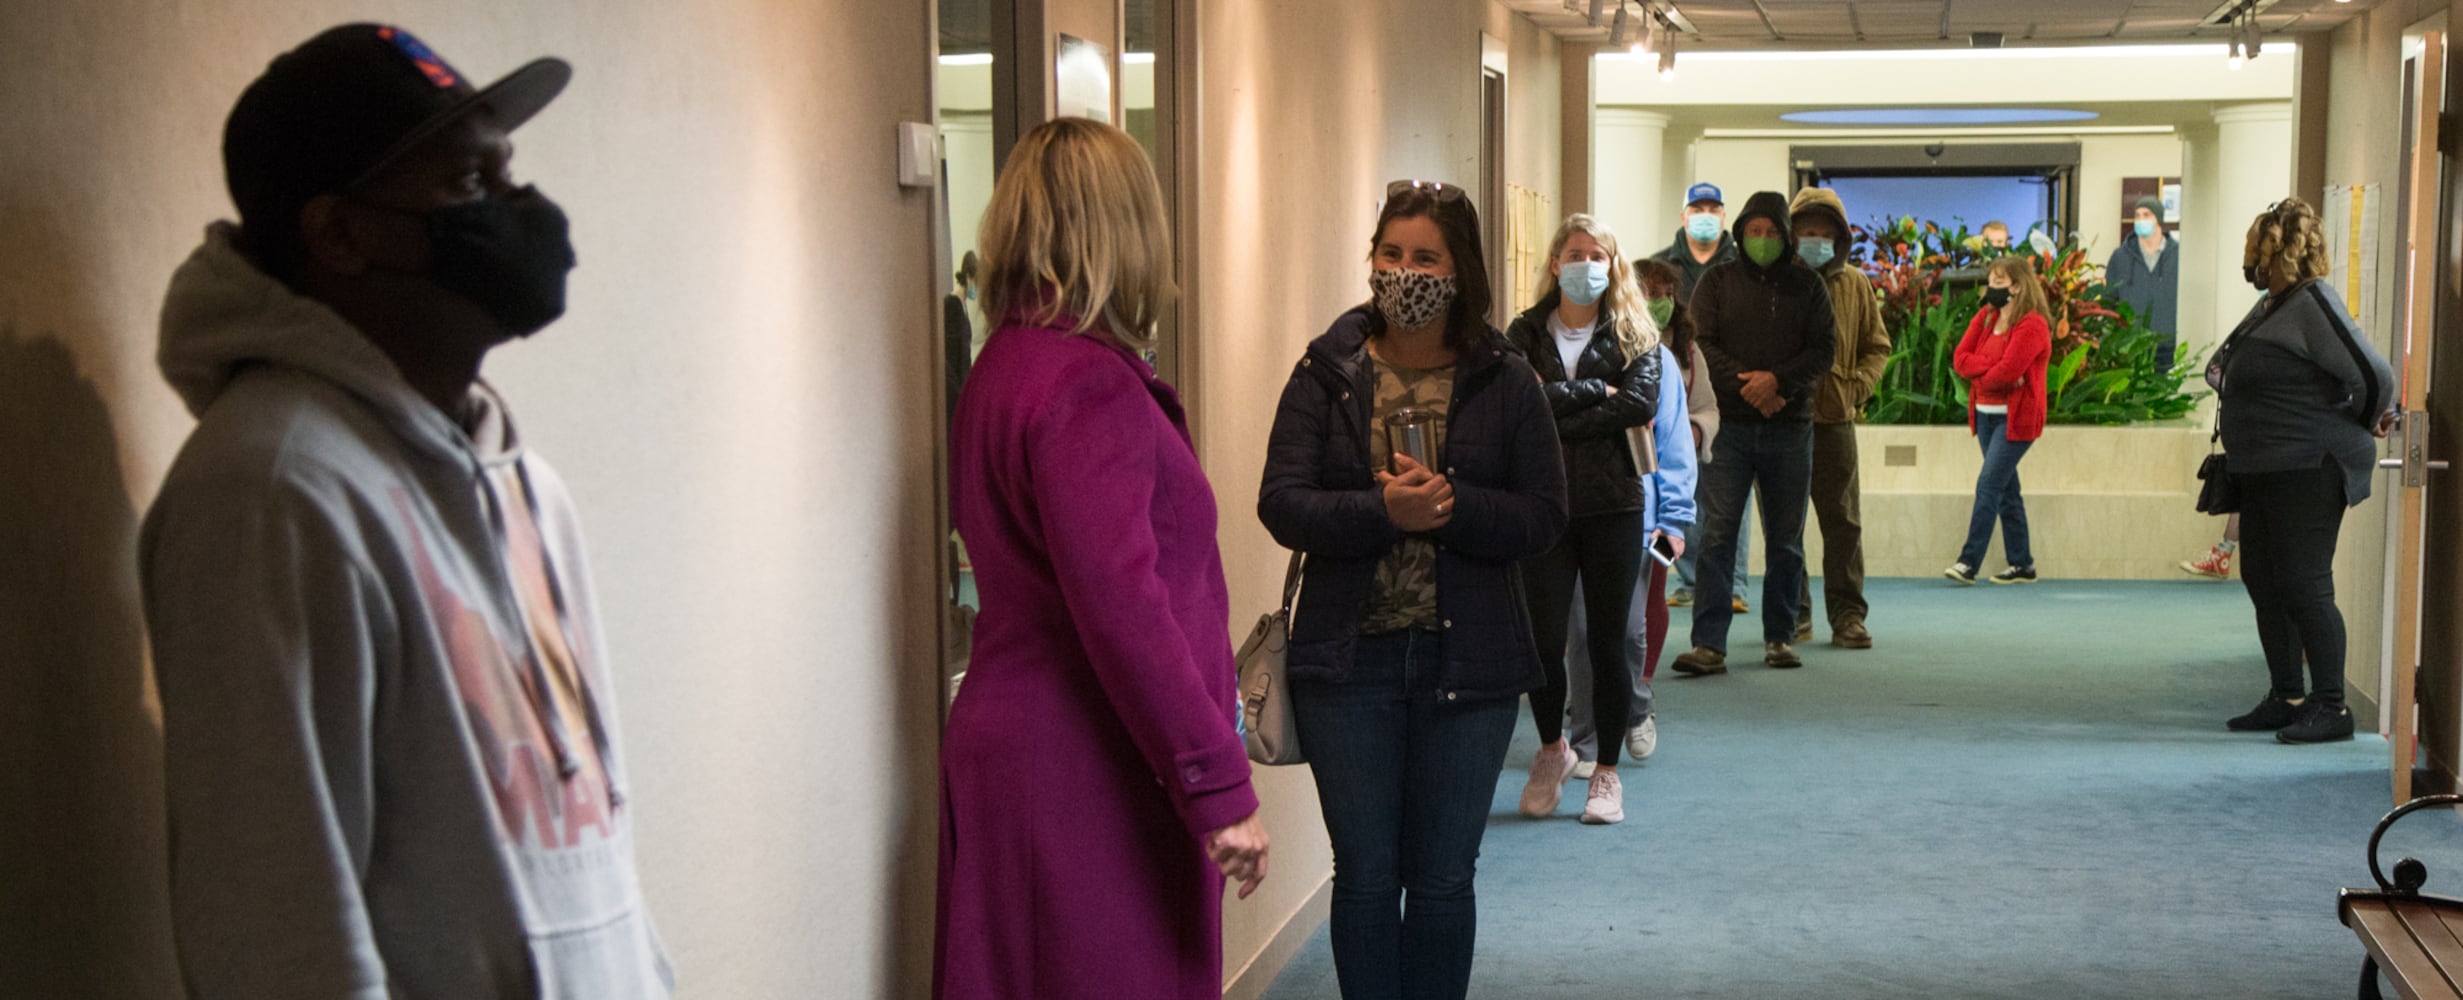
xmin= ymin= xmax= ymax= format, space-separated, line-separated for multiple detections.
xmin=1832 ymin=619 xmax=1873 ymax=649
xmin=1672 ymin=646 xmax=1727 ymax=677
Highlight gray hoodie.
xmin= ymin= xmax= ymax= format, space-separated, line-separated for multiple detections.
xmin=141 ymin=223 xmax=672 ymax=999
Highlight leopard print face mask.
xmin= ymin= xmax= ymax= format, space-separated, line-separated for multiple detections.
xmin=1370 ymin=267 xmax=1458 ymax=331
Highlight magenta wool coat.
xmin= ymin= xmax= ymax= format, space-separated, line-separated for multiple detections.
xmin=935 ymin=319 xmax=1259 ymax=1000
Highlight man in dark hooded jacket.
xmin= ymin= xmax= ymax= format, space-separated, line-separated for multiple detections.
xmin=1671 ymin=190 xmax=1835 ymax=675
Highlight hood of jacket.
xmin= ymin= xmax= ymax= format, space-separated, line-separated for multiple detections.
xmin=1787 ymin=187 xmax=1854 ymax=276
xmin=1730 ymin=191 xmax=1797 ymax=273
xmin=158 ymin=222 xmax=515 ymax=472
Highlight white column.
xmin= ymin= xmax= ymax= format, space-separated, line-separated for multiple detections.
xmin=1591 ymin=108 xmax=1670 ymax=250
xmin=2199 ymin=102 xmax=2295 ymax=361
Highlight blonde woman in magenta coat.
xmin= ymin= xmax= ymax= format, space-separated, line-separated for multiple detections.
xmin=936 ymin=118 xmax=1267 ymax=1000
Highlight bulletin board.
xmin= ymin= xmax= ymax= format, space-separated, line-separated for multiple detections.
xmin=2322 ymin=184 xmax=2381 ymax=335
xmin=2120 ymin=176 xmax=2183 ymax=225
xmin=1505 ymin=183 xmax=1554 ymax=310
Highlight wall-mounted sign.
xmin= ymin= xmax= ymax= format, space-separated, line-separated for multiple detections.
xmin=1055 ymin=33 xmax=1112 ymax=123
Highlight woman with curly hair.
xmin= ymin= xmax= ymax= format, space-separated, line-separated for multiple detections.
xmin=2212 ymin=197 xmax=2398 ymax=744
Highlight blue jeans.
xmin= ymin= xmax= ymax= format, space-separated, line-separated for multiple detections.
xmin=1690 ymin=422 xmax=1813 ymax=652
xmin=1958 ymin=412 xmax=2035 ymax=569
xmin=1292 ymin=630 xmax=1518 ymax=1000
xmin=1674 ymin=494 xmax=1750 ymax=592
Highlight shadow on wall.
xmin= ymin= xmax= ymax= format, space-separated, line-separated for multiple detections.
xmin=0 ymin=327 xmax=183 ymax=999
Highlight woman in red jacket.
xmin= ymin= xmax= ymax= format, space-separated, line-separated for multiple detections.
xmin=1945 ymin=256 xmax=2053 ymax=585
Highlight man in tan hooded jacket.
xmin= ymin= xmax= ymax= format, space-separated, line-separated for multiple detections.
xmin=1786 ymin=187 xmax=1891 ymax=647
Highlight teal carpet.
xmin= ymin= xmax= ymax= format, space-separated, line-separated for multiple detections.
xmin=1258 ymin=578 xmax=2463 ymax=999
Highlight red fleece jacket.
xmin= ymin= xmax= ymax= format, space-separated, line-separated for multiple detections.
xmin=1953 ymin=307 xmax=2051 ymax=442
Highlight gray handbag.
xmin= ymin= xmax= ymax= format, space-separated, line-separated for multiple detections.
xmin=1236 ymin=553 xmax=1306 ymax=765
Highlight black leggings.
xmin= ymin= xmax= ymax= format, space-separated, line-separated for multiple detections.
xmin=2235 ymin=459 xmax=2350 ymax=703
xmin=1525 ymin=512 xmax=1645 ymax=766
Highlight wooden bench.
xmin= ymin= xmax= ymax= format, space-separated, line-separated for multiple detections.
xmin=2341 ymin=794 xmax=2463 ymax=999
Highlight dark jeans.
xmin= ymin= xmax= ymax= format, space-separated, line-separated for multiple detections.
xmin=1293 ymin=629 xmax=1518 ymax=1000
xmin=2235 ymin=459 xmax=2350 ymax=702
xmin=1800 ymin=422 xmax=1868 ymax=627
xmin=1692 ymin=421 xmax=1814 ymax=653
xmin=1675 ymin=497 xmax=1750 ymax=592
xmin=1524 ymin=512 xmax=1645 ymax=765
xmin=1957 ymin=412 xmax=2035 ymax=569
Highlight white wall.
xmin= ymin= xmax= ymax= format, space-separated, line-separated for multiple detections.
xmin=1200 ymin=2 xmax=1559 ymax=993
xmin=0 ymin=3 xmax=944 ymax=996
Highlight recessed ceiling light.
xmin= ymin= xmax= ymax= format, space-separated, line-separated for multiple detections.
xmin=1779 ymin=108 xmax=2102 ymax=126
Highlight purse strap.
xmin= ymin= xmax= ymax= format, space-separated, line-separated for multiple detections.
xmin=1277 ymin=551 xmax=1306 ymax=616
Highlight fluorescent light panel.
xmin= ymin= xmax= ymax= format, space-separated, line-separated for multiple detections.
xmin=1605 ymin=42 xmax=2292 ymax=63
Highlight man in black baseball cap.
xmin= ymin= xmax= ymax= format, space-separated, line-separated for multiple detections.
xmin=143 ymin=25 xmax=672 ymax=998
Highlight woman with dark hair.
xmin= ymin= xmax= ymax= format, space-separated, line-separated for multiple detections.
xmin=1258 ymin=180 xmax=1565 ymax=999
xmin=1505 ymin=213 xmax=1662 ymax=826
xmin=1944 ymin=256 xmax=2053 ymax=586
xmin=2214 ymin=197 xmax=2397 ymax=744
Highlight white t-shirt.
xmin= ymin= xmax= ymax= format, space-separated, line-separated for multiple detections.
xmin=1545 ymin=310 xmax=1592 ymax=376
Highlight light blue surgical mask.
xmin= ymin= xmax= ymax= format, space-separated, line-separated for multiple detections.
xmin=1687 ymin=213 xmax=1722 ymax=243
xmin=2135 ymin=219 xmax=2157 ymax=238
xmin=1797 ymin=237 xmax=1835 ymax=269
xmin=1557 ymin=260 xmax=1610 ymax=306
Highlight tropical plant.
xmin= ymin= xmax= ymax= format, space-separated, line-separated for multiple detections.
xmin=1848 ymin=216 xmax=2205 ymax=427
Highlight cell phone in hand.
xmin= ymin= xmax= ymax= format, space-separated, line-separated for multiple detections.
xmin=1648 ymin=532 xmax=1679 ymax=567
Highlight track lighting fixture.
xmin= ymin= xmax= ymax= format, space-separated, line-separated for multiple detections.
xmin=1589 ymin=0 xmax=1606 ymax=27
xmin=1610 ymin=4 xmax=1631 ymax=46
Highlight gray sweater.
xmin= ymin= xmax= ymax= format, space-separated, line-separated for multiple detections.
xmin=2214 ymin=281 xmax=2396 ymax=505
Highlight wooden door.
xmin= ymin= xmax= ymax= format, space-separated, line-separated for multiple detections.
xmin=2393 ymin=29 xmax=2453 ymax=802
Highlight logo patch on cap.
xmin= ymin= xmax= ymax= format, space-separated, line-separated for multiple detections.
xmin=376 ymin=26 xmax=461 ymax=89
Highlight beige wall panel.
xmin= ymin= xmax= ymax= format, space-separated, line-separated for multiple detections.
xmin=0 ymin=2 xmax=942 ymax=996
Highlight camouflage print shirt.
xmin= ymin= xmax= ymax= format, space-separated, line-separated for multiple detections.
xmin=1362 ymin=357 xmax=1453 ymax=634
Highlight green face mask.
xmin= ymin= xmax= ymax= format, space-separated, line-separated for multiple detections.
xmin=1646 ymin=297 xmax=1675 ymax=328
xmin=1744 ymin=236 xmax=1786 ymax=267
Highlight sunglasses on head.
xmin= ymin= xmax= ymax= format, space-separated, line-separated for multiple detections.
xmin=1386 ymin=178 xmax=1469 ymax=204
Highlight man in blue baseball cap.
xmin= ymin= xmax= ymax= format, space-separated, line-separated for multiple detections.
xmin=142 ymin=23 xmax=673 ymax=998
xmin=1656 ymin=180 xmax=1751 ymax=615
xmin=1653 ymin=181 xmax=1737 ymax=303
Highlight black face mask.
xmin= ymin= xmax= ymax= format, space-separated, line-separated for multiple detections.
xmin=2244 ymin=265 xmax=2266 ymax=290
xmin=1983 ymin=287 xmax=2011 ymax=308
xmin=361 ymin=186 xmax=578 ymax=336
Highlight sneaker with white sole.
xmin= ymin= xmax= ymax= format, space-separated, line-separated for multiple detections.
xmin=1579 ymin=768 xmax=1625 ymax=825
xmin=2181 ymin=546 xmax=2233 ymax=579
xmin=1573 ymin=759 xmax=1596 ymax=780
xmin=1519 ymin=742 xmax=1578 ymax=817
xmin=1627 ymin=715 xmax=1658 ymax=761
xmin=1989 ymin=566 xmax=2039 ymax=585
xmin=1943 ymin=562 xmax=1977 ymax=585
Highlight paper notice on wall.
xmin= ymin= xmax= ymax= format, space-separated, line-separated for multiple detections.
xmin=2322 ymin=184 xmax=2380 ymax=336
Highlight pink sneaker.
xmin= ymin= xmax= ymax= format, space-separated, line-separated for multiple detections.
xmin=1519 ymin=742 xmax=1578 ymax=817
xmin=1579 ymin=768 xmax=1625 ymax=825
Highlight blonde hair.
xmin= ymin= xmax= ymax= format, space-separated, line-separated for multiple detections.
xmin=1537 ymin=213 xmax=1660 ymax=360
xmin=976 ymin=118 xmax=1175 ymax=350
xmin=2244 ymin=197 xmax=2332 ymax=290
xmin=1986 ymin=255 xmax=2051 ymax=324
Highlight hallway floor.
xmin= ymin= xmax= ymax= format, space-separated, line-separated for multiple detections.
xmin=1258 ymin=578 xmax=2461 ymax=999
